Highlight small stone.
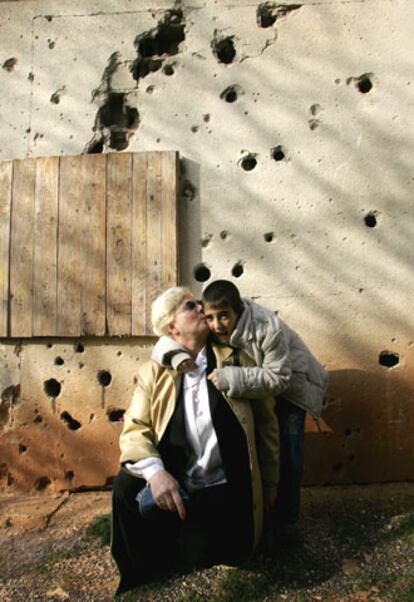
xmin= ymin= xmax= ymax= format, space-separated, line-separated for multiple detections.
xmin=341 ymin=559 xmax=361 ymax=575
xmin=46 ymin=586 xmax=69 ymax=599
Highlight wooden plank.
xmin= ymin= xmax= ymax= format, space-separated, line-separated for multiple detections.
xmin=32 ymin=156 xmax=59 ymax=336
xmin=57 ymin=155 xmax=83 ymax=336
xmin=9 ymin=158 xmax=36 ymax=337
xmin=106 ymin=152 xmax=132 ymax=336
xmin=145 ymin=152 xmax=163 ymax=333
xmin=161 ymin=151 xmax=178 ymax=289
xmin=79 ymin=154 xmax=106 ymax=335
xmin=131 ymin=152 xmax=148 ymax=335
xmin=0 ymin=161 xmax=12 ymax=336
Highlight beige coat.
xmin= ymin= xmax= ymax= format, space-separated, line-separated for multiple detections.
xmin=120 ymin=343 xmax=279 ymax=550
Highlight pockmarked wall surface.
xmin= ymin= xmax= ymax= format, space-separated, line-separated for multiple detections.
xmin=0 ymin=0 xmax=413 ymax=491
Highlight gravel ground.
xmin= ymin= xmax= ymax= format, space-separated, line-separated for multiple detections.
xmin=0 ymin=483 xmax=413 ymax=601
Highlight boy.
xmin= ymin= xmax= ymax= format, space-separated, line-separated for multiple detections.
xmin=152 ymin=280 xmax=328 ymax=545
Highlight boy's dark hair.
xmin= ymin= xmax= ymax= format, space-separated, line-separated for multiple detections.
xmin=202 ymin=280 xmax=244 ymax=313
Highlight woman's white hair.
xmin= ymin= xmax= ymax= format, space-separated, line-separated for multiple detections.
xmin=151 ymin=287 xmax=193 ymax=336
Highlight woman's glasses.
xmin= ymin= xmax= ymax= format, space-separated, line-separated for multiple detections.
xmin=177 ymin=299 xmax=203 ymax=313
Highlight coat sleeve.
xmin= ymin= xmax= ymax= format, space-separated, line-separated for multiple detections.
xmin=216 ymin=328 xmax=291 ymax=398
xmin=151 ymin=335 xmax=192 ymax=371
xmin=119 ymin=367 xmax=160 ymax=464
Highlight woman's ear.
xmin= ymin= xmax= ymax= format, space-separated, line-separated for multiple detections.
xmin=167 ymin=322 xmax=178 ymax=337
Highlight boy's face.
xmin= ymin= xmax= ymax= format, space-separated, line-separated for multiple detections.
xmin=203 ymin=302 xmax=240 ymax=343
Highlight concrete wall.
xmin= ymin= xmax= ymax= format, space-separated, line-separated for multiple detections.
xmin=1 ymin=0 xmax=413 ymax=491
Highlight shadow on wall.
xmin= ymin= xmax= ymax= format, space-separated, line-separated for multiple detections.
xmin=304 ymin=369 xmax=414 ymax=485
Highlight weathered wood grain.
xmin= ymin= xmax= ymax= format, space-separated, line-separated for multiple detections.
xmin=32 ymin=156 xmax=59 ymax=336
xmin=131 ymin=152 xmax=148 ymax=335
xmin=10 ymin=158 xmax=36 ymax=337
xmin=0 ymin=161 xmax=12 ymax=336
xmin=57 ymin=155 xmax=83 ymax=336
xmin=79 ymin=154 xmax=106 ymax=335
xmin=107 ymin=153 xmax=132 ymax=335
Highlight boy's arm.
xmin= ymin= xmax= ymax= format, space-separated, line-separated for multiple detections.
xmin=151 ymin=335 xmax=193 ymax=371
xmin=213 ymin=329 xmax=291 ymax=398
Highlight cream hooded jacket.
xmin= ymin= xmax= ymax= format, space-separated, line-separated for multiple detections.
xmin=152 ymin=298 xmax=329 ymax=419
xmin=120 ymin=342 xmax=279 ymax=550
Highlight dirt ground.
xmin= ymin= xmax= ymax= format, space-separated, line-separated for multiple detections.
xmin=0 ymin=482 xmax=413 ymax=602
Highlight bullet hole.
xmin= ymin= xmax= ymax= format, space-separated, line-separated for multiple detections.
xmin=50 ymin=88 xmax=64 ymax=104
xmin=131 ymin=57 xmax=162 ymax=80
xmin=332 ymin=462 xmax=344 ymax=472
xmin=194 ymin=264 xmax=211 ymax=282
xmin=35 ymin=476 xmax=51 ymax=491
xmin=257 ymin=2 xmax=302 ymax=27
xmin=264 ymin=232 xmax=274 ymax=243
xmin=309 ymin=119 xmax=319 ymax=130
xmin=54 ymin=356 xmax=64 ymax=366
xmin=310 ymin=104 xmax=321 ymax=116
xmin=203 ymin=114 xmax=210 ymax=123
xmin=240 ymin=154 xmax=257 ymax=171
xmin=131 ymin=9 xmax=184 ymax=81
xmin=87 ymin=137 xmax=104 ymax=154
xmin=2 ymin=57 xmax=17 ymax=72
xmin=345 ymin=428 xmax=353 ymax=437
xmin=28 ymin=72 xmax=34 ymax=81
xmin=163 ymin=63 xmax=174 ymax=76
xmin=75 ymin=343 xmax=85 ymax=353
xmin=79 ymin=362 xmax=85 ymax=369
xmin=257 ymin=2 xmax=277 ymax=27
xmin=44 ymin=379 xmax=61 ymax=398
xmin=48 ymin=40 xmax=55 ymax=49
xmin=181 ymin=180 xmax=196 ymax=201
xmin=146 ymin=85 xmax=155 ymax=94
xmin=220 ymin=84 xmax=243 ymax=103
xmin=136 ymin=9 xmax=185 ymax=59
xmin=271 ymin=145 xmax=286 ymax=161
xmin=379 ymin=351 xmax=399 ymax=368
xmin=364 ymin=212 xmax=378 ymax=228
xmin=232 ymin=263 xmax=244 ymax=278
xmin=357 ymin=73 xmax=373 ymax=93
xmin=98 ymin=370 xmax=112 ymax=387
xmin=191 ymin=125 xmax=199 ymax=133
xmin=109 ymin=130 xmax=128 ymax=150
xmin=211 ymin=32 xmax=236 ymax=64
xmin=34 ymin=414 xmax=43 ymax=424
xmin=108 ymin=408 xmax=125 ymax=422
xmin=60 ymin=411 xmax=81 ymax=431
xmin=96 ymin=92 xmax=139 ymax=151
xmin=201 ymin=234 xmax=213 ymax=248
xmin=65 ymin=470 xmax=75 ymax=483
xmin=18 ymin=444 xmax=27 ymax=454
xmin=117 ymin=351 xmax=123 ymax=357
xmin=359 ymin=288 xmax=364 ymax=294
xmin=45 ymin=15 xmax=53 ymax=22
xmin=220 ymin=230 xmax=229 ymax=240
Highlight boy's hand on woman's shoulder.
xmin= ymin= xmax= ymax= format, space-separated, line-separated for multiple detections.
xmin=177 ymin=359 xmax=198 ymax=373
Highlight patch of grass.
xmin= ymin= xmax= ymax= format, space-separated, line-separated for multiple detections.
xmin=212 ymin=567 xmax=273 ymax=602
xmin=87 ymin=513 xmax=111 ymax=547
xmin=396 ymin=513 xmax=414 ymax=540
